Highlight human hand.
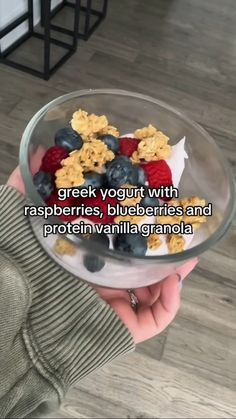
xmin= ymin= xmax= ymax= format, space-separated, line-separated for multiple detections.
xmin=93 ymin=259 xmax=198 ymax=344
xmin=7 ymin=147 xmax=45 ymax=194
xmin=7 ymin=156 xmax=198 ymax=345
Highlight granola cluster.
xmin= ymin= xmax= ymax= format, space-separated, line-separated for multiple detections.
xmin=153 ymin=196 xmax=206 ymax=253
xmin=54 ymin=238 xmax=76 ymax=256
xmin=167 ymin=234 xmax=185 ymax=254
xmin=55 ymin=164 xmax=84 ymax=188
xmin=99 ymin=124 xmax=120 ymax=138
xmin=181 ymin=196 xmax=206 ymax=229
xmin=55 ymin=110 xmax=118 ymax=188
xmin=134 ymin=124 xmax=157 ymax=139
xmin=147 ymin=233 xmax=162 ymax=250
xmin=71 ymin=109 xmax=119 ymax=141
xmin=131 ymin=124 xmax=172 ymax=163
xmin=62 ymin=140 xmax=113 ymax=174
xmin=157 ymin=197 xmax=206 ymax=231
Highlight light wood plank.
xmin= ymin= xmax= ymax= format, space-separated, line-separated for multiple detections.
xmin=67 ymin=353 xmax=236 ymax=418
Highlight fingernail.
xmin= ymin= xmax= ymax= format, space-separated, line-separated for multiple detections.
xmin=176 ymin=273 xmax=182 ymax=282
xmin=176 ymin=258 xmax=199 ymax=282
xmin=176 ymin=273 xmax=183 ymax=291
xmin=172 ymin=273 xmax=183 ymax=291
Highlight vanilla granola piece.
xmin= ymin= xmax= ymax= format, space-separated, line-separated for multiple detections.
xmin=134 ymin=124 xmax=158 ymax=139
xmin=54 ymin=238 xmax=76 ymax=256
xmin=80 ymin=233 xmax=92 ymax=239
xmin=131 ymin=129 xmax=172 ymax=163
xmin=167 ymin=234 xmax=185 ymax=254
xmin=180 ymin=196 xmax=206 ymax=210
xmin=157 ymin=197 xmax=206 ymax=231
xmin=147 ymin=234 xmax=162 ymax=250
xmin=59 ymin=140 xmax=114 ymax=177
xmin=71 ymin=109 xmax=89 ymax=138
xmin=89 ymin=113 xmax=108 ymax=134
xmin=55 ymin=164 xmax=84 ymax=188
xmin=157 ymin=199 xmax=183 ymax=226
xmin=98 ymin=125 xmax=120 ymax=138
xmin=181 ymin=196 xmax=206 ymax=227
xmin=71 ymin=109 xmax=108 ymax=141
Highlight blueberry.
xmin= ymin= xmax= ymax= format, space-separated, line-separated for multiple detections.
xmin=137 ymin=167 xmax=147 ymax=186
xmin=106 ymin=156 xmax=138 ymax=188
xmin=140 ymin=187 xmax=159 ymax=208
xmin=55 ymin=127 xmax=83 ymax=152
xmin=98 ymin=134 xmax=119 ymax=153
xmin=114 ymin=233 xmax=147 ymax=256
xmin=82 ymin=233 xmax=109 ymax=272
xmin=106 ymin=155 xmax=130 ymax=169
xmin=80 ymin=172 xmax=105 ymax=189
xmin=83 ymin=254 xmax=105 ymax=273
xmin=140 ymin=195 xmax=159 ymax=208
xmin=130 ymin=165 xmax=139 ymax=185
xmin=33 ymin=171 xmax=53 ymax=200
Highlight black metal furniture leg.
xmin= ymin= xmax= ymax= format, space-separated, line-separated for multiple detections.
xmin=0 ymin=0 xmax=81 ymax=79
xmin=102 ymin=0 xmax=108 ymax=17
xmin=28 ymin=0 xmax=34 ymax=34
xmin=73 ymin=0 xmax=81 ymax=50
xmin=40 ymin=0 xmax=108 ymax=41
xmin=84 ymin=0 xmax=92 ymax=41
xmin=43 ymin=0 xmax=51 ymax=80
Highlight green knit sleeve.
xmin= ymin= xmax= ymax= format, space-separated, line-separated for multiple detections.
xmin=0 ymin=185 xmax=135 ymax=419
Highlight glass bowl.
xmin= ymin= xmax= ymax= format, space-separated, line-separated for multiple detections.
xmin=19 ymin=89 xmax=235 ymax=289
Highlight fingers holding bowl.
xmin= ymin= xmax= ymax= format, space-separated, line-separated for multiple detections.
xmin=7 ymin=146 xmax=46 ymax=195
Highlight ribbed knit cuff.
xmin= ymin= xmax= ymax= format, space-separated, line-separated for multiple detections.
xmin=0 ymin=185 xmax=135 ymax=398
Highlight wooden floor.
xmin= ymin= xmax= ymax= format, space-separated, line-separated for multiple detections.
xmin=0 ymin=0 xmax=236 ymax=417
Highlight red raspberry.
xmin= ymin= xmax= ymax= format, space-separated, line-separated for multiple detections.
xmin=40 ymin=146 xmax=68 ymax=174
xmin=119 ymin=137 xmax=139 ymax=157
xmin=83 ymin=191 xmax=118 ymax=224
xmin=46 ymin=192 xmax=79 ymax=222
xmin=141 ymin=160 xmax=173 ymax=200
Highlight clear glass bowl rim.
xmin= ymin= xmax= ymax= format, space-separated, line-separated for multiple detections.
xmin=19 ymin=88 xmax=236 ymax=264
